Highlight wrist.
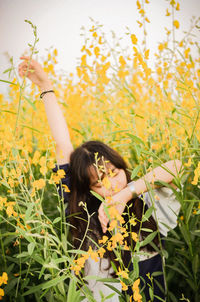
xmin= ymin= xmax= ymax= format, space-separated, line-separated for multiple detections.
xmin=127 ymin=181 xmax=138 ymax=198
xmin=39 ymin=80 xmax=53 ymax=92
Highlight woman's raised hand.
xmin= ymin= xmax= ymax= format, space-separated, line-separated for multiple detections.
xmin=98 ymin=203 xmax=109 ymax=233
xmin=18 ymin=56 xmax=52 ymax=91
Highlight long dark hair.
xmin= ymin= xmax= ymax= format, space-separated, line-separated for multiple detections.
xmin=68 ymin=140 xmax=159 ymax=270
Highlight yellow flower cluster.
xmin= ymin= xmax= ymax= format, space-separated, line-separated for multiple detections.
xmin=0 ymin=197 xmax=17 ymax=218
xmin=70 ymin=245 xmax=106 ymax=275
xmin=0 ymin=272 xmax=8 ymax=300
xmin=191 ymin=162 xmax=200 ymax=186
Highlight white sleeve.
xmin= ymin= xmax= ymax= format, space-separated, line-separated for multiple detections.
xmin=142 ymin=187 xmax=181 ymax=236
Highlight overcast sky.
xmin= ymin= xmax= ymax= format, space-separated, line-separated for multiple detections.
xmin=0 ymin=0 xmax=200 ymax=95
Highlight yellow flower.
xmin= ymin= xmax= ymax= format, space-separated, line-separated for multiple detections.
xmin=33 ymin=179 xmax=46 ymax=190
xmin=57 ymin=169 xmax=66 ymax=179
xmin=130 ymin=218 xmax=137 ymax=226
xmin=176 ymin=2 xmax=180 ymax=10
xmin=92 ymin=31 xmax=98 ymax=38
xmin=185 ymin=158 xmax=192 ymax=167
xmin=120 ymin=280 xmax=128 ymax=291
xmin=133 ymin=290 xmax=142 ymax=301
xmin=0 ymin=288 xmax=4 ymax=298
xmin=131 ymin=34 xmax=138 ymax=45
xmin=166 ymin=9 xmax=171 ymax=16
xmin=53 ymin=48 xmax=58 ymax=56
xmin=87 ymin=246 xmax=99 ymax=262
xmin=94 ymin=46 xmax=100 ymax=58
xmin=40 ymin=166 xmax=47 ymax=176
xmin=131 ymin=232 xmax=138 ymax=242
xmin=32 ymin=150 xmax=41 ymax=165
xmin=98 ymin=247 xmax=106 ymax=258
xmin=102 ymin=176 xmax=111 ymax=189
xmin=98 ymin=235 xmax=108 ymax=244
xmin=62 ymin=184 xmax=70 ymax=192
xmin=144 ymin=49 xmax=150 ymax=60
xmin=173 ymin=20 xmax=180 ymax=29
xmin=117 ymin=267 xmax=129 ymax=279
xmin=133 ymin=278 xmax=140 ymax=291
xmin=111 ymin=232 xmax=124 ymax=247
xmin=132 ymin=279 xmax=142 ymax=301
xmin=6 ymin=205 xmax=17 ymax=217
xmin=0 ymin=272 xmax=8 ymax=286
xmin=136 ymin=0 xmax=141 ymax=10
xmin=108 ymin=219 xmax=117 ymax=231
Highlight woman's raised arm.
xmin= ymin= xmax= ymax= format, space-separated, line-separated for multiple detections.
xmin=18 ymin=56 xmax=74 ymax=165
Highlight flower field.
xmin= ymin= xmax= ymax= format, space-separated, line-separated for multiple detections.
xmin=0 ymin=1 xmax=200 ymax=301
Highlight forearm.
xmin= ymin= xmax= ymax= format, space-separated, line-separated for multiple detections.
xmin=112 ymin=160 xmax=182 ymax=206
xmin=40 ymin=82 xmax=72 ymax=147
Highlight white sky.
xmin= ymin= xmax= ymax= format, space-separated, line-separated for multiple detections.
xmin=0 ymin=0 xmax=200 ymax=95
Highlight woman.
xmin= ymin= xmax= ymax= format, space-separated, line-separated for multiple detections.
xmin=18 ymin=57 xmax=182 ymax=301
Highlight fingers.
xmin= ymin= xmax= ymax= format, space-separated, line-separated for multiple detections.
xmin=18 ymin=62 xmax=30 ymax=78
xmin=98 ymin=206 xmax=109 ymax=233
xmin=20 ymin=56 xmax=30 ymax=61
xmin=18 ymin=56 xmax=35 ymax=78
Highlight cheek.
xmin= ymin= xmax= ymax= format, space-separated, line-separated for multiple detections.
xmin=117 ymin=170 xmax=127 ymax=187
xmin=91 ymin=186 xmax=107 ymax=197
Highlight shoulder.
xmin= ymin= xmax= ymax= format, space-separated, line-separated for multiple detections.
xmin=52 ymin=162 xmax=70 ymax=174
xmin=141 ymin=187 xmax=181 ymax=236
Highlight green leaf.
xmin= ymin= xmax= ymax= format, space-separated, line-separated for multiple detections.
xmin=53 ymin=217 xmax=61 ymax=224
xmin=140 ymin=231 xmax=158 ymax=247
xmin=131 ymin=165 xmax=141 ymax=180
xmin=162 ymin=249 xmax=168 ymax=259
xmin=0 ymin=109 xmax=16 ymax=115
xmin=17 ymin=252 xmax=30 ymax=258
xmin=165 ymin=264 xmax=187 ymax=277
xmin=192 ymin=254 xmax=199 ymax=276
xmin=140 ymin=228 xmax=153 ymax=233
xmin=185 ymin=201 xmax=194 ymax=224
xmin=23 ymin=274 xmax=68 ymax=296
xmin=90 ymin=190 xmax=105 ymax=203
xmin=21 ymin=124 xmax=42 ymax=133
xmin=104 ymin=284 xmax=122 ymax=296
xmin=24 ymin=96 xmax=37 ymax=111
xmin=142 ymin=206 xmax=154 ymax=222
xmin=151 ymin=271 xmax=163 ymax=277
xmin=61 ymin=233 xmax=68 ymax=251
xmin=132 ymin=256 xmax=139 ymax=278
xmin=191 ymin=230 xmax=200 ymax=237
xmin=84 ymin=276 xmax=119 ymax=283
xmin=149 ymin=287 xmax=154 ymax=301
xmin=185 ymin=278 xmax=196 ymax=291
xmin=11 ymin=147 xmax=18 ymax=157
xmin=67 ymin=279 xmax=88 ymax=302
xmin=0 ymin=180 xmax=10 ymax=189
xmin=126 ymin=133 xmax=145 ymax=145
xmin=28 ymin=242 xmax=36 ymax=255
xmin=25 ymin=203 xmax=34 ymax=220
xmin=0 ymin=79 xmax=17 ymax=85
xmin=179 ymin=224 xmax=191 ymax=247
xmin=3 ymin=67 xmax=13 ymax=74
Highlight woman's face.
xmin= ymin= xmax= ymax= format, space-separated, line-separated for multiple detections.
xmin=89 ymin=162 xmax=127 ymax=198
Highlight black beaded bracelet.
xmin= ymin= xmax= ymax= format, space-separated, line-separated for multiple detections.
xmin=40 ymin=90 xmax=55 ymax=99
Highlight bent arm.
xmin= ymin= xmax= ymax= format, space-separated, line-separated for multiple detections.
xmin=99 ymin=159 xmax=182 ymax=233
xmin=18 ymin=57 xmax=73 ymax=164
xmin=113 ymin=159 xmax=182 ymax=206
